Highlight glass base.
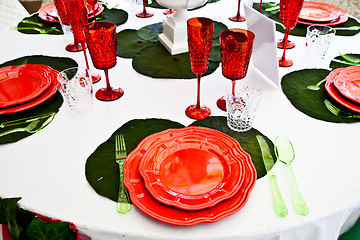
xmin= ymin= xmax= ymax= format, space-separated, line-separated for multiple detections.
xmin=185 ymin=105 xmax=211 ymax=120
xmin=277 ymin=39 xmax=295 ymax=49
xmin=95 ymin=87 xmax=124 ymax=101
xmin=216 ymin=96 xmax=227 ymax=111
xmin=65 ymin=42 xmax=84 ymax=52
xmin=278 ymin=57 xmax=293 ymax=67
xmin=136 ymin=11 xmax=154 ymax=18
xmin=91 ymin=73 xmax=101 ymax=84
xmin=229 ymin=15 xmax=246 ymax=22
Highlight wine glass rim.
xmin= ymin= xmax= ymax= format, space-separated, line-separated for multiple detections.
xmin=87 ymin=20 xmax=116 ymax=31
xmin=187 ymin=17 xmax=214 ymax=28
xmin=220 ymin=29 xmax=255 ymax=43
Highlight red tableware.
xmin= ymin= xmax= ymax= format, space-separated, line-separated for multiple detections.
xmin=0 ymin=66 xmax=59 ymax=115
xmin=138 ymin=127 xmax=244 ymax=211
xmin=333 ymin=66 xmax=360 ymax=104
xmin=84 ymin=21 xmax=124 ymax=101
xmin=136 ymin=0 xmax=153 ymax=18
xmin=185 ymin=17 xmax=213 ymax=120
xmin=278 ymin=0 xmax=304 ymax=67
xmin=325 ymin=68 xmax=360 ymax=113
xmin=229 ymin=0 xmax=246 ymax=22
xmin=163 ymin=9 xmax=175 ymax=15
xmin=299 ymin=1 xmax=343 ymax=22
xmin=0 ymin=65 xmax=52 ymax=108
xmin=87 ymin=0 xmax=98 ymax=21
xmin=217 ymin=29 xmax=255 ymax=111
xmin=123 ymin=126 xmax=257 ymax=226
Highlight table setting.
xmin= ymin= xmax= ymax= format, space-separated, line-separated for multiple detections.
xmin=0 ymin=0 xmax=360 ymax=239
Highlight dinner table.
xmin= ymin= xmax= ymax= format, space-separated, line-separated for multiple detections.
xmin=0 ymin=0 xmax=360 ymax=239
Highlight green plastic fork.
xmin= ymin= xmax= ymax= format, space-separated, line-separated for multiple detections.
xmin=324 ymin=99 xmax=360 ymax=119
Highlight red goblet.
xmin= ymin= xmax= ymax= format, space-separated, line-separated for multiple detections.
xmin=185 ymin=17 xmax=213 ymax=120
xmin=136 ymin=0 xmax=153 ymax=18
xmin=276 ymin=0 xmax=295 ymax=49
xmin=216 ymin=29 xmax=255 ymax=111
xmin=84 ymin=21 xmax=124 ymax=101
xmin=278 ymin=0 xmax=304 ymax=67
xmin=87 ymin=0 xmax=98 ymax=21
xmin=229 ymin=0 xmax=246 ymax=22
xmin=63 ymin=0 xmax=101 ymax=83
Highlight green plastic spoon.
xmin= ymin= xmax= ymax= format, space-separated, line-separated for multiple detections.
xmin=275 ymin=135 xmax=309 ymax=216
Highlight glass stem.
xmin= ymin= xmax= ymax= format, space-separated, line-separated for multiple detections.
xmin=281 ymin=28 xmax=290 ymax=60
xmin=196 ymin=73 xmax=202 ymax=109
xmin=81 ymin=42 xmax=90 ymax=70
xmin=236 ymin=0 xmax=241 ymax=17
xmin=143 ymin=0 xmax=146 ymax=14
xmin=104 ymin=69 xmax=112 ymax=91
xmin=259 ymin=0 xmax=262 ymax=12
xmin=92 ymin=6 xmax=97 ymax=21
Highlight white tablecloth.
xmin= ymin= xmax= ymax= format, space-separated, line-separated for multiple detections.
xmin=1 ymin=1 xmax=360 ymax=239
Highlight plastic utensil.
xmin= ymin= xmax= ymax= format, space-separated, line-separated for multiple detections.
xmin=307 ymin=78 xmax=326 ymax=91
xmin=275 ymin=135 xmax=309 ymax=216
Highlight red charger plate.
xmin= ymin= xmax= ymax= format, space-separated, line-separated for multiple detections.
xmin=325 ymin=68 xmax=360 ymax=113
xmin=333 ymin=66 xmax=360 ymax=104
xmin=123 ymin=126 xmax=257 ymax=226
xmin=0 ymin=65 xmax=52 ymax=108
xmin=0 ymin=65 xmax=60 ymax=115
xmin=138 ymin=127 xmax=245 ymax=211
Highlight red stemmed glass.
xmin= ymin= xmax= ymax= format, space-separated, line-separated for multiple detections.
xmin=84 ymin=21 xmax=124 ymax=101
xmin=216 ymin=29 xmax=255 ymax=111
xmin=278 ymin=0 xmax=304 ymax=67
xmin=136 ymin=0 xmax=153 ymax=18
xmin=63 ymin=0 xmax=101 ymax=83
xmin=277 ymin=0 xmax=295 ymax=49
xmin=53 ymin=0 xmax=83 ymax=52
xmin=163 ymin=9 xmax=175 ymax=15
xmin=229 ymin=0 xmax=246 ymax=22
xmin=259 ymin=0 xmax=263 ymax=12
xmin=87 ymin=0 xmax=98 ymax=21
xmin=185 ymin=17 xmax=213 ymax=120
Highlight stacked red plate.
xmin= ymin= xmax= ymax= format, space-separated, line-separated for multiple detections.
xmin=325 ymin=66 xmax=360 ymax=113
xmin=123 ymin=126 xmax=257 ymax=226
xmin=0 ymin=64 xmax=60 ymax=115
xmin=298 ymin=1 xmax=349 ymax=26
xmin=37 ymin=3 xmax=104 ymax=23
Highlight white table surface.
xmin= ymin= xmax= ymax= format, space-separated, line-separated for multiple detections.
xmin=1 ymin=1 xmax=360 ymax=240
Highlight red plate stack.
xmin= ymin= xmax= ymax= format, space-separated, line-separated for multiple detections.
xmin=123 ymin=126 xmax=257 ymax=226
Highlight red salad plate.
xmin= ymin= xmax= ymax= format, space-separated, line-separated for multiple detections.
xmin=325 ymin=68 xmax=360 ymax=113
xmin=0 ymin=65 xmax=59 ymax=115
xmin=0 ymin=65 xmax=52 ymax=108
xmin=138 ymin=127 xmax=245 ymax=211
xmin=297 ymin=1 xmax=348 ymax=26
xmin=123 ymin=126 xmax=257 ymax=226
xmin=38 ymin=3 xmax=104 ymax=23
xmin=333 ymin=66 xmax=360 ymax=104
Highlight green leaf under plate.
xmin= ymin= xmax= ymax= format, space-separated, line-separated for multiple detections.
xmin=25 ymin=218 xmax=77 ymax=240
xmin=281 ymin=69 xmax=359 ymax=123
xmin=137 ymin=22 xmax=163 ymax=42
xmin=117 ymin=29 xmax=156 ymax=58
xmin=330 ymin=53 xmax=360 ymax=69
xmin=95 ymin=6 xmax=128 ymax=25
xmin=132 ymin=45 xmax=219 ymax=79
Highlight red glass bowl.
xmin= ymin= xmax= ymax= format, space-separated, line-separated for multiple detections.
xmin=138 ymin=127 xmax=245 ymax=211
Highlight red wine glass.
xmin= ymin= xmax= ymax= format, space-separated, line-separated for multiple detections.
xmin=87 ymin=0 xmax=98 ymax=21
xmin=84 ymin=21 xmax=124 ymax=101
xmin=277 ymin=0 xmax=295 ymax=49
xmin=185 ymin=17 xmax=213 ymax=120
xmin=229 ymin=0 xmax=246 ymax=22
xmin=216 ymin=29 xmax=255 ymax=111
xmin=278 ymin=0 xmax=304 ymax=67
xmin=136 ymin=0 xmax=153 ymax=18
xmin=63 ymin=0 xmax=101 ymax=83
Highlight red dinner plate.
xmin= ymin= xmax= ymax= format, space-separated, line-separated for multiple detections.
xmin=333 ymin=66 xmax=360 ymax=104
xmin=38 ymin=3 xmax=104 ymax=23
xmin=123 ymin=126 xmax=257 ymax=226
xmin=0 ymin=65 xmax=60 ymax=115
xmin=139 ymin=127 xmax=244 ymax=211
xmin=325 ymin=68 xmax=360 ymax=113
xmin=0 ymin=65 xmax=52 ymax=108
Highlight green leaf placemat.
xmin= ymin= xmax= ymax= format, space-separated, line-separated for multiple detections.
xmin=0 ymin=55 xmax=78 ymax=144
xmin=281 ymin=69 xmax=360 ymax=123
xmin=117 ymin=21 xmax=226 ymax=78
xmin=85 ymin=117 xmax=274 ymax=202
xmin=330 ymin=53 xmax=360 ymax=69
xmin=16 ymin=5 xmax=128 ymax=35
xmin=252 ymin=3 xmax=360 ymax=37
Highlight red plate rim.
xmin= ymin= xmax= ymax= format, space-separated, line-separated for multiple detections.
xmin=299 ymin=1 xmax=343 ymax=22
xmin=333 ymin=66 xmax=360 ymax=104
xmin=0 ymin=65 xmax=52 ymax=108
xmin=123 ymin=126 xmax=257 ymax=226
xmin=138 ymin=127 xmax=245 ymax=211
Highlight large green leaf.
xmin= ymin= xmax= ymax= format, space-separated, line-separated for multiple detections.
xmin=0 ymin=55 xmax=77 ymax=144
xmin=132 ymin=45 xmax=219 ymax=78
xmin=0 ymin=198 xmax=22 ymax=239
xmin=25 ymin=219 xmax=77 ymax=240
xmin=330 ymin=53 xmax=360 ymax=69
xmin=189 ymin=116 xmax=273 ymax=179
xmin=95 ymin=6 xmax=128 ymax=25
xmin=117 ymin=29 xmax=156 ymax=58
xmin=85 ymin=119 xmax=185 ymax=202
xmin=281 ymin=69 xmax=360 ymax=123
